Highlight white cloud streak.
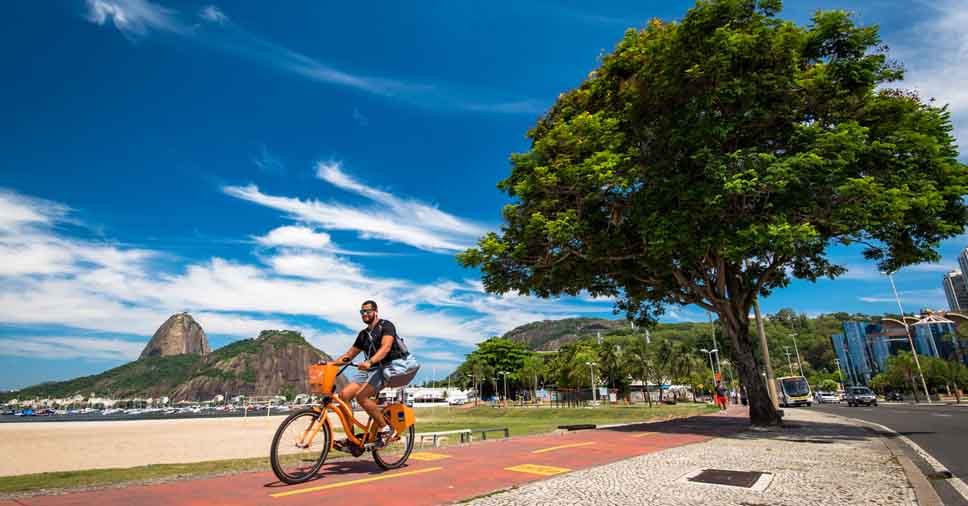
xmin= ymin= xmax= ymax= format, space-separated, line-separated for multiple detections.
xmin=81 ymin=1 xmax=542 ymax=114
xmin=224 ymin=162 xmax=489 ymax=253
xmin=84 ymin=0 xmax=182 ymax=39
xmin=198 ymin=5 xmax=227 ymax=24
xmin=859 ymin=288 xmax=946 ymax=306
xmin=0 ymin=336 xmax=144 ymax=361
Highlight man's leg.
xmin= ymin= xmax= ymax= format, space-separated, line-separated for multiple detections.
xmin=340 ymin=383 xmax=363 ymax=405
xmin=355 ymin=384 xmax=387 ymax=431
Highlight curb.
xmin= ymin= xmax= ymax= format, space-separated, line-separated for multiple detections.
xmin=823 ymin=411 xmax=968 ymax=505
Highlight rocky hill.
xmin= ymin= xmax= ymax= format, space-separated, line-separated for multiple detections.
xmin=2 ymin=330 xmax=344 ymax=402
xmin=502 ymin=317 xmax=630 ymax=351
xmin=141 ymin=312 xmax=210 ymax=358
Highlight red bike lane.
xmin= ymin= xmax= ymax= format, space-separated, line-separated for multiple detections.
xmin=3 ymin=408 xmax=748 ymax=506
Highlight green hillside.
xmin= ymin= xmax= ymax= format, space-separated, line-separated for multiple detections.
xmin=1 ymin=330 xmax=335 ymax=403
xmin=500 ymin=310 xmax=881 ymax=377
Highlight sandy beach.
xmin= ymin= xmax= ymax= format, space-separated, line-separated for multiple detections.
xmin=0 ymin=412 xmax=361 ymax=477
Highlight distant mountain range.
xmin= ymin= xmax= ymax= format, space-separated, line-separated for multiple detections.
xmin=2 ymin=314 xmax=342 ymax=402
xmin=502 ymin=317 xmax=631 ymax=351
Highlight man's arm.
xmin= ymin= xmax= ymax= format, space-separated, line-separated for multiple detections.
xmin=360 ymin=335 xmax=394 ymax=369
xmin=335 ymin=347 xmax=363 ymax=363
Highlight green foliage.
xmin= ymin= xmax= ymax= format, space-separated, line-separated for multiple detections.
xmin=817 ymin=379 xmax=840 ymax=392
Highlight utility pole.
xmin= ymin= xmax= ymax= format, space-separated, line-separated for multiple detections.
xmin=790 ymin=334 xmax=805 ymax=378
xmin=783 ymin=346 xmax=794 ymax=376
xmin=888 ymin=273 xmax=932 ymax=404
xmin=585 ymin=362 xmax=598 ymax=402
xmin=754 ymin=297 xmax=780 ymax=407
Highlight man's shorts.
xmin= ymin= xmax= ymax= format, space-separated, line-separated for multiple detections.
xmin=354 ymin=367 xmax=385 ymax=392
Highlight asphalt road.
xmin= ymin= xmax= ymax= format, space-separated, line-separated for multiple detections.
xmin=812 ymin=402 xmax=968 ymax=503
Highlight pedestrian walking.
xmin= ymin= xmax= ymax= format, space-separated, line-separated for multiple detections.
xmin=714 ymin=382 xmax=728 ymax=412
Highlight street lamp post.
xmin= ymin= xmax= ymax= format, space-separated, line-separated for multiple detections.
xmin=888 ymin=272 xmax=932 ymax=404
xmin=498 ymin=371 xmax=510 ymax=405
xmin=585 ymin=362 xmax=598 ymax=402
xmin=834 ymin=358 xmax=847 ymax=393
xmin=700 ymin=348 xmax=718 ymax=396
xmin=707 ymin=312 xmax=723 ymax=376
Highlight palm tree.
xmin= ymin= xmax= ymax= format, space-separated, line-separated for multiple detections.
xmin=519 ymin=354 xmax=545 ymax=403
xmin=627 ymin=339 xmax=655 ymax=407
xmin=886 ymin=352 xmax=921 ymax=402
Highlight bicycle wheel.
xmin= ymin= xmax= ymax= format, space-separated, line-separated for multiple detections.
xmin=270 ymin=408 xmax=331 ymax=484
xmin=372 ymin=424 xmax=415 ymax=470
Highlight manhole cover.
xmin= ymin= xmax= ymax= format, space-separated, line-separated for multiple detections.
xmin=688 ymin=469 xmax=764 ymax=488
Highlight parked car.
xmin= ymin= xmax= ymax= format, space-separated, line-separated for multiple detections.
xmin=817 ymin=391 xmax=840 ymax=404
xmin=846 ymin=386 xmax=878 ymax=407
xmin=885 ymin=391 xmax=903 ymax=401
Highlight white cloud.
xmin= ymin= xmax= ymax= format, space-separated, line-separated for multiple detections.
xmin=316 ymin=161 xmax=487 ymax=238
xmin=840 ymin=263 xmax=885 ymax=281
xmin=907 ymin=262 xmax=958 ymax=273
xmin=223 ymin=180 xmax=483 ymax=253
xmin=859 ymin=288 xmax=946 ymax=306
xmin=0 ymin=336 xmax=143 ymax=361
xmin=84 ymin=0 xmax=181 ymax=39
xmin=199 ymin=5 xmax=227 ymax=24
xmin=889 ymin=0 xmax=968 ymax=156
xmin=419 ymin=351 xmax=465 ymax=362
xmin=256 ymin=226 xmax=331 ymax=250
xmin=0 ymin=189 xmax=613 ymax=368
xmin=0 ymin=189 xmax=69 ymax=232
xmin=264 ymin=251 xmax=362 ymax=280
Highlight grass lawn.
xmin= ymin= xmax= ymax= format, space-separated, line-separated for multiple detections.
xmin=416 ymin=402 xmax=717 ymax=437
xmin=0 ymin=402 xmax=715 ymax=496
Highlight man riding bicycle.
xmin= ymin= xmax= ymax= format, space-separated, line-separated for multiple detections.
xmin=333 ymin=300 xmax=415 ymax=447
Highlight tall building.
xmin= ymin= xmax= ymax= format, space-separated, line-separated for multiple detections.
xmin=831 ymin=322 xmax=883 ymax=385
xmin=943 ymin=271 xmax=968 ymax=312
xmin=959 ymin=247 xmax=968 ymax=281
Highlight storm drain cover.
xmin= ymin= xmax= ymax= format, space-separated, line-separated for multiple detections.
xmin=688 ymin=469 xmax=764 ymax=488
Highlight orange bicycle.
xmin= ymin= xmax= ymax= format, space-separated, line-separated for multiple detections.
xmin=269 ymin=361 xmax=416 ymax=484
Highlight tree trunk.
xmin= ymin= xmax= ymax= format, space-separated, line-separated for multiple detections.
xmin=719 ymin=302 xmax=782 ymax=426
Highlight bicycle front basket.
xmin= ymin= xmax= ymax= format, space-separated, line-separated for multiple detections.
xmin=308 ymin=364 xmax=340 ymax=394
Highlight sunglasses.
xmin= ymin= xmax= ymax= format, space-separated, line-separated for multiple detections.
xmin=359 ymin=309 xmax=376 ymax=315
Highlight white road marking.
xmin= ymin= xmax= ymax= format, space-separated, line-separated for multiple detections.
xmin=842 ymin=416 xmax=968 ymax=503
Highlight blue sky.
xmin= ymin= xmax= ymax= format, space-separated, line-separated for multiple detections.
xmin=1 ymin=0 xmax=966 ymax=390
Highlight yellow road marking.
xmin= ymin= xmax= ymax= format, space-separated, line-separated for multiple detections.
xmin=408 ymin=452 xmax=451 ymax=461
xmin=531 ymin=441 xmax=596 ymax=454
xmin=632 ymin=431 xmax=658 ymax=438
xmin=270 ymin=467 xmax=443 ymax=498
xmin=505 ymin=464 xmax=571 ymax=476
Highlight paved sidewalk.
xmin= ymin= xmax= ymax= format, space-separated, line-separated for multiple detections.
xmin=464 ymin=408 xmax=915 ymax=506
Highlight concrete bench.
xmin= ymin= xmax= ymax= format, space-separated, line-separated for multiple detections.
xmin=476 ymin=427 xmax=509 ymax=440
xmin=418 ymin=429 xmax=472 ymax=447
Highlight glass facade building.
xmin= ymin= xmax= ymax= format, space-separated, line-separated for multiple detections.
xmin=944 ymin=271 xmax=968 ymax=312
xmin=831 ymin=315 xmax=968 ymax=385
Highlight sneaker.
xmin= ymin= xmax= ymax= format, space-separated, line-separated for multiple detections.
xmin=374 ymin=426 xmax=393 ymax=449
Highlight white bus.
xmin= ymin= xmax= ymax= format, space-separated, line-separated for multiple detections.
xmin=776 ymin=376 xmax=812 ymax=407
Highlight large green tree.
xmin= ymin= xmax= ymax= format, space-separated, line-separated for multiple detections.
xmin=459 ymin=0 xmax=968 ymax=425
